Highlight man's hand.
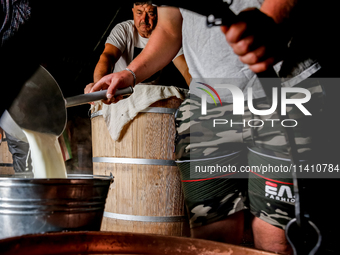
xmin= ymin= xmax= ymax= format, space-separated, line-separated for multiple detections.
xmin=84 ymin=83 xmax=95 ymax=105
xmin=221 ymin=8 xmax=289 ymax=73
xmin=90 ymin=69 xmax=134 ymax=105
xmin=84 ymin=83 xmax=94 ymax=94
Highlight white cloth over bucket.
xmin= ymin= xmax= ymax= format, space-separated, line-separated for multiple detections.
xmin=91 ymin=85 xmax=188 ymax=141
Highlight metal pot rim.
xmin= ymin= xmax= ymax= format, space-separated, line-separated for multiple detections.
xmin=0 ymin=173 xmax=114 ymax=183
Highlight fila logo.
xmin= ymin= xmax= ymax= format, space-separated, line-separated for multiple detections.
xmin=265 ymin=181 xmax=295 ymax=203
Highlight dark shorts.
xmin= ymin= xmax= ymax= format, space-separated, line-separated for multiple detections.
xmin=175 ymin=79 xmax=326 ymax=230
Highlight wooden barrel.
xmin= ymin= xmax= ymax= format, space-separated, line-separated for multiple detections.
xmin=0 ymin=133 xmax=15 ymax=175
xmin=91 ymin=97 xmax=189 ymax=236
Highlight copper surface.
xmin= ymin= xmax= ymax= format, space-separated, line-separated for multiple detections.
xmin=0 ymin=231 xmax=276 ymax=255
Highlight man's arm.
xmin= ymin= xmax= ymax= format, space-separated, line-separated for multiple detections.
xmin=90 ymin=7 xmax=183 ymax=103
xmin=84 ymin=43 xmax=122 ymax=94
xmin=93 ymin=43 xmax=122 ymax=83
xmin=221 ymin=0 xmax=298 ymax=73
xmin=260 ymin=0 xmax=297 ymax=24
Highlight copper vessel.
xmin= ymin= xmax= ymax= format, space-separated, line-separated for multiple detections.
xmin=0 ymin=231 xmax=276 ymax=255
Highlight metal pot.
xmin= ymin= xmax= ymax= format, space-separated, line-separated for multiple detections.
xmin=0 ymin=231 xmax=276 ymax=255
xmin=0 ymin=174 xmax=113 ymax=239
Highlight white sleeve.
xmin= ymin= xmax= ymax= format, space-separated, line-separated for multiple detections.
xmin=172 ymin=47 xmax=184 ymax=61
xmin=105 ymin=22 xmax=130 ymax=53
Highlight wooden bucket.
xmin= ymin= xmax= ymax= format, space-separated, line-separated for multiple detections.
xmin=91 ymin=97 xmax=189 ymax=236
xmin=0 ymin=133 xmax=14 ymax=175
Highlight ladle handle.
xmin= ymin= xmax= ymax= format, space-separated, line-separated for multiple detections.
xmin=65 ymin=86 xmax=134 ymax=108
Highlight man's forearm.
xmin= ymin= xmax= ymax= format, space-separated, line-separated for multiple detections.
xmin=89 ymin=7 xmax=183 ymax=100
xmin=260 ymin=0 xmax=297 ymax=24
xmin=93 ymin=56 xmax=114 ymax=83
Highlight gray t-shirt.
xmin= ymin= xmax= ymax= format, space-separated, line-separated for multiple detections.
xmin=106 ymin=20 xmax=149 ymax=73
xmin=106 ymin=20 xmax=184 ymax=73
xmin=180 ymin=0 xmax=320 ymax=102
xmin=180 ymin=1 xmax=266 ymax=103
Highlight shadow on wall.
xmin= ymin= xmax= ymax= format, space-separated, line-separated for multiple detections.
xmin=64 ymin=115 xmax=93 ymax=175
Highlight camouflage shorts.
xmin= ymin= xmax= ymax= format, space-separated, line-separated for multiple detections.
xmin=175 ymin=79 xmax=326 ymax=230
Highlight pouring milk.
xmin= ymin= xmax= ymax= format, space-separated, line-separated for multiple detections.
xmin=23 ymin=129 xmax=67 ymax=178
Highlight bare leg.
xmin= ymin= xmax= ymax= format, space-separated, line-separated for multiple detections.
xmin=252 ymin=216 xmax=293 ymax=255
xmin=191 ymin=210 xmax=244 ymax=244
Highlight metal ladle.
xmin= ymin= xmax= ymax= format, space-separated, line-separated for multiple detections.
xmin=0 ymin=65 xmax=133 ymax=142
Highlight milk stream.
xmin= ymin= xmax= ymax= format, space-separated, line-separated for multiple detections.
xmin=23 ymin=129 xmax=67 ymax=178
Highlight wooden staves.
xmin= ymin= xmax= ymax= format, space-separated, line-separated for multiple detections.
xmin=91 ymin=97 xmax=190 ymax=236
